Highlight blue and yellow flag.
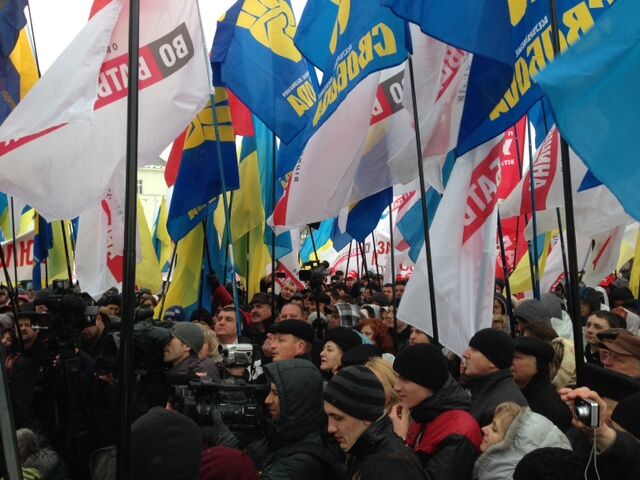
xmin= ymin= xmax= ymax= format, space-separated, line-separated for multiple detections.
xmin=0 ymin=1 xmax=38 ymax=124
xmin=384 ymin=0 xmax=614 ymax=154
xmin=167 ymin=87 xmax=239 ymax=242
xmin=212 ymin=0 xmax=318 ymax=144
xmin=152 ymin=197 xmax=173 ymax=272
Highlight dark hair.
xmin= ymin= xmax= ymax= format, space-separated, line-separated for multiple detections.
xmin=352 ymin=452 xmax=425 ymax=480
xmin=591 ymin=310 xmax=627 ymax=330
xmin=383 ymin=283 xmax=392 ymax=288
xmin=622 ymin=299 xmax=638 ymax=312
xmin=220 ymin=305 xmax=236 ymax=314
xmin=523 ymin=320 xmax=558 ymax=341
xmin=337 ymin=294 xmax=357 ymax=305
xmin=395 ymin=279 xmax=407 ymax=286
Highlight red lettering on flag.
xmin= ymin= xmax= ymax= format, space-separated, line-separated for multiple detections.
xmin=521 ymin=128 xmax=558 ymax=214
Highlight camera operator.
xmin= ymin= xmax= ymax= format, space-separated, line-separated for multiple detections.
xmin=245 ymin=359 xmax=338 ymax=479
xmin=164 ymin=323 xmax=220 ymax=383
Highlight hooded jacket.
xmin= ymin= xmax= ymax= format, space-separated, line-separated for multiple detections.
xmin=466 ymin=369 xmax=528 ymax=427
xmin=473 ymin=407 xmax=571 ymax=480
xmin=405 ymin=376 xmax=482 ymax=480
xmin=250 ymin=359 xmax=335 ymax=480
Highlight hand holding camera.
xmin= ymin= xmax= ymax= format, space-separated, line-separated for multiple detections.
xmin=560 ymin=386 xmax=617 ymax=452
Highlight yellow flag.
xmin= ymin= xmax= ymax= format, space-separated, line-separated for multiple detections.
xmin=136 ymin=197 xmax=163 ymax=292
xmin=629 ymin=228 xmax=640 ymax=297
xmin=508 ymin=232 xmax=552 ymax=295
xmin=48 ymin=220 xmax=75 ymax=282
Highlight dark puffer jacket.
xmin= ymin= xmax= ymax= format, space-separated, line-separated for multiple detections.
xmin=248 ymin=359 xmax=336 ymax=480
xmin=521 ymin=372 xmax=572 ymax=432
xmin=467 ymin=369 xmax=528 ymax=427
xmin=406 ymin=376 xmax=482 ymax=480
xmin=345 ymin=414 xmax=417 ymax=478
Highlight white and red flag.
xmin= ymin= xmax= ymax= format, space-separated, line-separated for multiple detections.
xmin=398 ymin=135 xmax=503 ymax=356
xmin=0 ymin=0 xmax=210 ymax=220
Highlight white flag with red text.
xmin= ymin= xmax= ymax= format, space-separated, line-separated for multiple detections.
xmin=0 ymin=0 xmax=210 ymax=220
xmin=398 ymin=136 xmax=503 ymax=356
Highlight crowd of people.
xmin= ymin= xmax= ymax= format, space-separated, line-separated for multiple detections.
xmin=0 ymin=269 xmax=639 ymax=479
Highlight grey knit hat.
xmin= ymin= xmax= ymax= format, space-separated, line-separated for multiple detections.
xmin=171 ymin=322 xmax=205 ymax=355
xmin=514 ymin=299 xmax=551 ymax=326
xmin=323 ymin=365 xmax=385 ymax=421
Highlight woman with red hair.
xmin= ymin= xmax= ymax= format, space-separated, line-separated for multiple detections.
xmin=356 ymin=318 xmax=394 ymax=353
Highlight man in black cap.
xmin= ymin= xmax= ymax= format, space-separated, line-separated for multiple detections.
xmin=512 ymin=337 xmax=572 ymax=431
xmin=323 ymin=365 xmax=416 ymax=477
xmin=461 ymin=328 xmax=527 ymax=426
xmin=392 ymin=344 xmax=482 ymax=479
xmin=268 ymin=319 xmax=315 ymax=362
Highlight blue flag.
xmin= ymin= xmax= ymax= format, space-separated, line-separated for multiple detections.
xmin=211 ymin=0 xmax=318 ymax=144
xmin=0 ymin=0 xmax=27 ymax=58
xmin=346 ymin=188 xmax=392 ymax=243
xmin=384 ymin=0 xmax=615 ymax=154
xmin=167 ymin=88 xmax=239 ymax=242
xmin=296 ymin=0 xmax=408 ymax=132
xmin=33 ymin=213 xmax=53 ymax=290
xmin=536 ymin=0 xmax=640 ymax=221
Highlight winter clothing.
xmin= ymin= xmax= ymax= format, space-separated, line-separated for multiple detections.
xmin=469 ymin=329 xmax=514 ymax=369
xmin=514 ymin=299 xmax=552 ymax=326
xmin=473 ymin=407 xmax=572 ymax=480
xmin=513 ymin=337 xmax=555 ymax=371
xmin=166 ymin=354 xmax=220 ymax=385
xmin=393 ymin=344 xmax=450 ymax=391
xmin=467 ymin=369 xmax=528 ymax=427
xmin=171 ymin=322 xmax=205 ymax=355
xmin=600 ymin=331 xmax=640 ymax=365
xmin=406 ymin=376 xmax=483 ymax=480
xmin=334 ymin=303 xmax=361 ymax=328
xmin=199 ymin=447 xmax=258 ymax=480
xmin=16 ymin=429 xmax=72 ymax=480
xmin=597 ymin=430 xmax=640 ymax=479
xmin=323 ymin=365 xmax=386 ymax=422
xmin=611 ymin=392 xmax=640 ymax=440
xmin=323 ymin=327 xmax=362 ymax=354
xmin=344 ymin=415 xmax=416 ymax=479
xmin=341 ymin=344 xmax=381 ymax=367
xmin=130 ymin=407 xmax=203 ymax=480
xmin=269 ymin=319 xmax=315 ymax=343
xmin=582 ymin=364 xmax=640 ymax=402
xmin=248 ymin=359 xmax=336 ymax=480
xmin=550 ymin=337 xmax=576 ymax=389
xmin=513 ymin=447 xmax=584 ymax=479
xmin=540 ymin=294 xmax=563 ymax=323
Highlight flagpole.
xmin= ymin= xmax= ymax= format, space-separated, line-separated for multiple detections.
xmin=408 ymin=55 xmax=439 ymax=343
xmin=370 ymin=231 xmax=383 ymax=289
xmin=59 ymin=220 xmax=73 ymax=286
xmin=270 ymin=132 xmax=277 ymax=313
xmin=0 ymin=348 xmax=22 ymax=480
xmin=555 ymin=208 xmax=571 ymax=300
xmin=387 ymin=200 xmax=399 ymax=350
xmin=550 ymin=0 xmax=585 ymax=385
xmin=345 ymin=240 xmax=352 ymax=277
xmin=202 ymin=215 xmax=215 ymax=313
xmin=9 ymin=198 xmax=19 ymax=288
xmin=358 ymin=241 xmax=371 ymax=290
xmin=497 ymin=212 xmax=517 ymax=336
xmin=197 ymin=220 xmax=208 ymax=314
xmin=525 ymin=120 xmax=541 ymax=299
xmin=158 ymin=244 xmax=177 ymax=321
xmin=116 ymin=0 xmax=140 ymax=477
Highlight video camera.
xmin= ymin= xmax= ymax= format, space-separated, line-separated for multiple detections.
xmin=171 ymin=378 xmax=268 ymax=432
xmin=218 ymin=344 xmax=255 ymax=369
xmin=34 ymin=293 xmax=100 ymax=331
xmin=298 ymin=260 xmax=330 ymax=289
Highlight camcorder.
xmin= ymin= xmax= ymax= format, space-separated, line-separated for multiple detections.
xmin=298 ymin=260 xmax=330 ymax=288
xmin=218 ymin=344 xmax=255 ymax=368
xmin=171 ymin=378 xmax=269 ymax=433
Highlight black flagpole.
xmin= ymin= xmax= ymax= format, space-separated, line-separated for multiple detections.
xmin=388 ymin=200 xmax=399 ymax=350
xmin=116 ymin=0 xmax=140 ymax=477
xmin=550 ymin=0 xmax=584 ymax=385
xmin=408 ymin=55 xmax=439 ymax=343
xmin=497 ymin=212 xmax=517 ymax=336
xmin=525 ymin=120 xmax=541 ymax=299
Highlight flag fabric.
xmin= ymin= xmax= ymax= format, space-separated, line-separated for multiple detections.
xmin=388 ymin=26 xmax=471 ymax=192
xmin=46 ymin=220 xmax=75 ymax=285
xmin=0 ymin=1 xmax=27 ymax=58
xmin=384 ymin=0 xmax=615 ymax=154
xmin=500 ymin=127 xmax=632 ymax=238
xmin=581 ymin=225 xmax=625 ymax=287
xmin=32 ymin=213 xmax=53 ymax=290
xmin=507 ymin=231 xmax=552 ymax=295
xmin=211 ymin=0 xmax=317 ymax=144
xmin=0 ymin=0 xmax=211 ymax=220
xmin=136 ymin=197 xmax=163 ymax=293
xmin=300 ymin=220 xmax=335 ymax=264
xmin=398 ymin=135 xmax=503 ymax=356
xmin=152 ymin=197 xmax=172 ymax=272
xmin=167 ymin=87 xmax=239 ymax=242
xmin=535 ymin=0 xmax=640 ymax=222
xmin=1 ymin=26 xmax=39 ymax=125
xmin=630 ymin=228 xmax=640 ymax=297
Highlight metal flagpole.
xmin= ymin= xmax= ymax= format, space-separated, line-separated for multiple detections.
xmin=9 ymin=198 xmax=19 ymax=288
xmin=408 ymin=55 xmax=439 ymax=343
xmin=388 ymin=200 xmax=399 ymax=350
xmin=525 ymin=120 xmax=541 ymax=299
xmin=497 ymin=212 xmax=517 ymax=336
xmin=550 ymin=0 xmax=585 ymax=385
xmin=59 ymin=220 xmax=74 ymax=286
xmin=271 ymin=133 xmax=277 ymax=313
xmin=116 ymin=0 xmax=140 ymax=476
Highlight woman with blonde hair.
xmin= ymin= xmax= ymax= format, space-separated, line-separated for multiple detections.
xmin=365 ymin=356 xmax=399 ymax=414
xmin=196 ymin=323 xmax=222 ymax=363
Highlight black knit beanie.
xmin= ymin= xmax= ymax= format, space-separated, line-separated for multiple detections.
xmin=393 ymin=344 xmax=450 ymax=391
xmin=323 ymin=365 xmax=385 ymax=421
xmin=513 ymin=447 xmax=584 ymax=480
xmin=468 ymin=328 xmax=514 ymax=369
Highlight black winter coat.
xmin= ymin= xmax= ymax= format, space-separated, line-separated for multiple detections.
xmin=466 ymin=369 xmax=528 ymax=427
xmin=521 ymin=372 xmax=572 ymax=432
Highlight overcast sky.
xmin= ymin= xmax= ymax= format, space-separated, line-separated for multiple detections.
xmin=29 ymin=0 xmax=307 ymax=72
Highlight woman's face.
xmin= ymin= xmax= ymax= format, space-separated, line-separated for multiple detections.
xmin=320 ymin=341 xmax=343 ymax=373
xmin=480 ymin=417 xmax=507 ymax=452
xmin=360 ymin=325 xmax=375 ymax=341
